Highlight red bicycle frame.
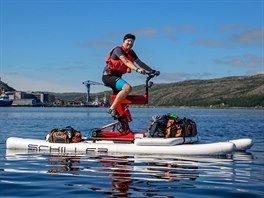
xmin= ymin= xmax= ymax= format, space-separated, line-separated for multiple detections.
xmin=90 ymin=73 xmax=155 ymax=139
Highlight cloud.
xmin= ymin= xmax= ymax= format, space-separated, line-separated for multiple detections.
xmin=161 ymin=24 xmax=195 ymax=42
xmin=105 ymin=31 xmax=124 ymax=38
xmin=132 ymin=24 xmax=195 ymax=38
xmin=57 ymin=61 xmax=93 ymax=71
xmin=219 ymin=23 xmax=249 ymax=32
xmin=3 ymin=73 xmax=82 ymax=93
xmin=159 ymin=72 xmax=214 ymax=82
xmin=245 ymin=70 xmax=264 ymax=76
xmin=192 ymin=26 xmax=263 ymax=48
xmin=80 ymin=40 xmax=114 ymax=48
xmin=157 ymin=24 xmax=195 ymax=35
xmin=32 ymin=61 xmax=92 ymax=72
xmin=81 ymin=24 xmax=195 ymax=48
xmin=214 ymin=54 xmax=263 ymax=67
xmin=104 ymin=28 xmax=159 ymax=40
xmin=2 ymin=71 xmax=19 ymax=75
xmin=231 ymin=27 xmax=263 ymax=48
xmin=79 ymin=28 xmax=159 ymax=49
xmin=57 ymin=65 xmax=90 ymax=71
xmin=132 ymin=27 xmax=159 ymax=37
xmin=192 ymin=38 xmax=232 ymax=48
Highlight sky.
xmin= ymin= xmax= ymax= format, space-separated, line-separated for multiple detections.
xmin=0 ymin=0 xmax=263 ymax=93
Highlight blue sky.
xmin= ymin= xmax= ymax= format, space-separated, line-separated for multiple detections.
xmin=1 ymin=0 xmax=263 ymax=93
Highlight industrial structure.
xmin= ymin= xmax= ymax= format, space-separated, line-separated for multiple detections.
xmin=82 ymin=80 xmax=103 ymax=106
xmin=0 ymin=78 xmax=109 ymax=107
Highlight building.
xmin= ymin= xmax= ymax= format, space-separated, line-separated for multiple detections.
xmin=9 ymin=91 xmax=53 ymax=106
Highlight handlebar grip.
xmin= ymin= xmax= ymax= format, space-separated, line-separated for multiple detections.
xmin=146 ymin=70 xmax=159 ymax=77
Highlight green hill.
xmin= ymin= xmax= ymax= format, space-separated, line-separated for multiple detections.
xmin=138 ymin=74 xmax=264 ymax=108
xmin=48 ymin=74 xmax=264 ymax=108
xmin=1 ymin=74 xmax=263 ymax=108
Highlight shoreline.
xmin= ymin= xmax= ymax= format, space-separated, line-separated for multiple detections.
xmin=4 ymin=105 xmax=264 ymax=110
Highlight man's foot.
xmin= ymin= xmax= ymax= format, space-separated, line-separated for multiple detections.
xmin=108 ymin=108 xmax=119 ymax=118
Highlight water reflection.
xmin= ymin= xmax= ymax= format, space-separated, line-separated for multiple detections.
xmin=4 ymin=150 xmax=255 ymax=197
xmin=144 ymin=160 xmax=198 ymax=182
xmin=47 ymin=155 xmax=81 ymax=173
xmin=85 ymin=155 xmax=199 ymax=197
xmin=90 ymin=156 xmax=133 ymax=197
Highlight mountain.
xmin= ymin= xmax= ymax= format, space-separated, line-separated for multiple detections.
xmin=1 ymin=74 xmax=263 ymax=108
xmin=140 ymin=74 xmax=264 ymax=107
xmin=37 ymin=74 xmax=264 ymax=108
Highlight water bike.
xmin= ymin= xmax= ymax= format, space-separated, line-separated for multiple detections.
xmin=5 ymin=71 xmax=254 ymax=155
xmin=86 ymin=71 xmax=159 ymax=141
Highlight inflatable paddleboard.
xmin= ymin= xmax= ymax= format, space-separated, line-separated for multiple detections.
xmin=5 ymin=136 xmax=253 ymax=156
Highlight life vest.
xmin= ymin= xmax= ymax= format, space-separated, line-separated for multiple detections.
xmin=105 ymin=46 xmax=136 ymax=75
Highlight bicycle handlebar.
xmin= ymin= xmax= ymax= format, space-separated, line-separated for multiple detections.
xmin=146 ymin=70 xmax=159 ymax=82
xmin=145 ymin=70 xmax=159 ymax=95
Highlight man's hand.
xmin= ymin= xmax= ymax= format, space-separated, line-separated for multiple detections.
xmin=155 ymin=70 xmax=160 ymax=76
xmin=151 ymin=70 xmax=160 ymax=76
xmin=137 ymin=69 xmax=146 ymax=75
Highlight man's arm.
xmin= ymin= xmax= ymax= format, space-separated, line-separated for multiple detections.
xmin=119 ymin=55 xmax=158 ymax=75
xmin=135 ymin=58 xmax=153 ymax=72
xmin=120 ymin=55 xmax=140 ymax=72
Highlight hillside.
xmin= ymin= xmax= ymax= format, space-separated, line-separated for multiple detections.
xmin=93 ymin=74 xmax=264 ymax=108
xmin=0 ymin=80 xmax=16 ymax=92
xmin=1 ymin=74 xmax=263 ymax=108
xmin=137 ymin=74 xmax=264 ymax=107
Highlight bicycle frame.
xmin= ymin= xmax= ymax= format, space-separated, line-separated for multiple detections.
xmin=111 ymin=74 xmax=153 ymax=120
xmin=90 ymin=72 xmax=156 ymax=139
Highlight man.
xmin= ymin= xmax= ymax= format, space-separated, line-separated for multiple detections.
xmin=102 ymin=33 xmax=160 ymax=117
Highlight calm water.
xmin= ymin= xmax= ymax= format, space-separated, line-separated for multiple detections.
xmin=0 ymin=107 xmax=263 ymax=197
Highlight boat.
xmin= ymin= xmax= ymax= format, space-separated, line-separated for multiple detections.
xmin=0 ymin=93 xmax=13 ymax=107
xmin=5 ymin=136 xmax=253 ymax=156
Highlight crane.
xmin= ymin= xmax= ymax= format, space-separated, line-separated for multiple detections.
xmin=82 ymin=80 xmax=103 ymax=104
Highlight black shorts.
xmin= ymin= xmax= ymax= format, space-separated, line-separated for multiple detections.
xmin=102 ymin=75 xmax=126 ymax=94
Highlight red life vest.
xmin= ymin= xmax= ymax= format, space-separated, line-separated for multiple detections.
xmin=105 ymin=46 xmax=136 ymax=75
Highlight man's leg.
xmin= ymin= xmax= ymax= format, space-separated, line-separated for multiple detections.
xmin=110 ymin=83 xmax=132 ymax=111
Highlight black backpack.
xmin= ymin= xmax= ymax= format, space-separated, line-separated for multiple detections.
xmin=146 ymin=114 xmax=169 ymax=137
xmin=146 ymin=114 xmax=198 ymax=138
